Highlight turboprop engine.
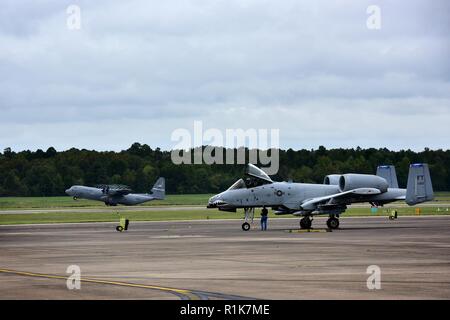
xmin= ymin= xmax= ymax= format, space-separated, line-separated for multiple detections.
xmin=339 ymin=174 xmax=389 ymax=193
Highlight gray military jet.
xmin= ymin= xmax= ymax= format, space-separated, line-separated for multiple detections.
xmin=65 ymin=177 xmax=165 ymax=206
xmin=207 ymin=164 xmax=433 ymax=231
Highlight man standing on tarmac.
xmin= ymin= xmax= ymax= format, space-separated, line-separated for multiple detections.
xmin=261 ymin=207 xmax=268 ymax=231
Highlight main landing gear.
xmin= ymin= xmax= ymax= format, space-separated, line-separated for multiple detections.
xmin=300 ymin=216 xmax=312 ymax=229
xmin=299 ymin=215 xmax=340 ymax=230
xmin=326 ymin=215 xmax=340 ymax=229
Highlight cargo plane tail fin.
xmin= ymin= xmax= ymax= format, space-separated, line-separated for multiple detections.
xmin=151 ymin=177 xmax=165 ymax=200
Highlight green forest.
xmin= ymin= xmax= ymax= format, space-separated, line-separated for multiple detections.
xmin=0 ymin=143 xmax=449 ymax=196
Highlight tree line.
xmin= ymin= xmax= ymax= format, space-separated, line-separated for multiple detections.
xmin=0 ymin=143 xmax=449 ymax=196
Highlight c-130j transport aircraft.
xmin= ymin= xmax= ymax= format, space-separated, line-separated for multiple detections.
xmin=65 ymin=177 xmax=165 ymax=206
xmin=207 ymin=163 xmax=434 ymax=231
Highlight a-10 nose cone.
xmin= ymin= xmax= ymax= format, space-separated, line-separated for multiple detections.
xmin=207 ymin=195 xmax=218 ymax=208
xmin=207 ymin=194 xmax=228 ymax=208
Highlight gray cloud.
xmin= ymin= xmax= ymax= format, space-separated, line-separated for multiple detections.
xmin=0 ymin=0 xmax=449 ymax=152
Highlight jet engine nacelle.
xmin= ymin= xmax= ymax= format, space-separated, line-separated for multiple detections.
xmin=323 ymin=174 xmax=341 ymax=185
xmin=339 ymin=174 xmax=389 ymax=193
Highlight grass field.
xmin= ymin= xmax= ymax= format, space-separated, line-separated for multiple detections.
xmin=0 ymin=193 xmax=449 ymax=225
xmin=0 ymin=194 xmax=214 ymax=209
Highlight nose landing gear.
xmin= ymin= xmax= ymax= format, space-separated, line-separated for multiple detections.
xmin=241 ymin=208 xmax=255 ymax=231
xmin=242 ymin=222 xmax=251 ymax=231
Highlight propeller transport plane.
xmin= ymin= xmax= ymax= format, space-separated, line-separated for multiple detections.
xmin=65 ymin=177 xmax=166 ymax=206
xmin=207 ymin=163 xmax=434 ymax=231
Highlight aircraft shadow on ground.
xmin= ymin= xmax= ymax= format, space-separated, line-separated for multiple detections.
xmin=254 ymin=225 xmax=427 ymax=232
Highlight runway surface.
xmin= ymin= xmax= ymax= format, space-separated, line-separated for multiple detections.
xmin=1 ymin=216 xmax=450 ymax=299
xmin=1 ymin=202 xmax=448 ymax=214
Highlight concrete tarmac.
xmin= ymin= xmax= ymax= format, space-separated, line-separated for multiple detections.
xmin=1 ymin=216 xmax=450 ymax=300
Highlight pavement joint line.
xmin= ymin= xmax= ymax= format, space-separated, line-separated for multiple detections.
xmin=286 ymin=229 xmax=331 ymax=233
xmin=1 ymin=215 xmax=450 ymax=227
xmin=0 ymin=268 xmax=199 ymax=300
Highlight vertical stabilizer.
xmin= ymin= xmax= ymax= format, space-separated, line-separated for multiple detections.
xmin=151 ymin=177 xmax=166 ymax=200
xmin=376 ymin=165 xmax=399 ymax=188
xmin=406 ymin=164 xmax=434 ymax=205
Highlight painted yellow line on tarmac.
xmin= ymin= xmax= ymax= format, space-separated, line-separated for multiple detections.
xmin=0 ymin=268 xmax=198 ymax=300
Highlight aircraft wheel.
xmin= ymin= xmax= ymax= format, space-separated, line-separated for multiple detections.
xmin=116 ymin=226 xmax=124 ymax=232
xmin=300 ymin=217 xmax=312 ymax=229
xmin=327 ymin=217 xmax=339 ymax=229
xmin=73 ymin=196 xmax=77 ymax=200
xmin=242 ymin=222 xmax=251 ymax=231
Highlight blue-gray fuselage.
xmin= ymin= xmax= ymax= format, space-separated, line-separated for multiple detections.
xmin=65 ymin=186 xmax=157 ymax=206
xmin=208 ymin=181 xmax=406 ymax=214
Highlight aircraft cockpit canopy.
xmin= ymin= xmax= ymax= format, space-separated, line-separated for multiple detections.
xmin=228 ymin=179 xmax=246 ymax=190
xmin=246 ymin=164 xmax=273 ymax=184
xmin=227 ymin=164 xmax=274 ymax=191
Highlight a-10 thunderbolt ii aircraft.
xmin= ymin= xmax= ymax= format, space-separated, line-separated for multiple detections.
xmin=65 ymin=177 xmax=165 ymax=205
xmin=207 ymin=164 xmax=434 ymax=231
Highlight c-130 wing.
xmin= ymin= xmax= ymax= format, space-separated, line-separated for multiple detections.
xmin=95 ymin=184 xmax=132 ymax=196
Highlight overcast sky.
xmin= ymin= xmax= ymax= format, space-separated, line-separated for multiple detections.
xmin=1 ymin=0 xmax=449 ymax=152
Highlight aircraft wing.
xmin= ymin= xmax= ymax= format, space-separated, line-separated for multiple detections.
xmin=300 ymin=188 xmax=381 ymax=210
xmin=108 ymin=189 xmax=132 ymax=196
xmin=95 ymin=184 xmax=132 ymax=196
